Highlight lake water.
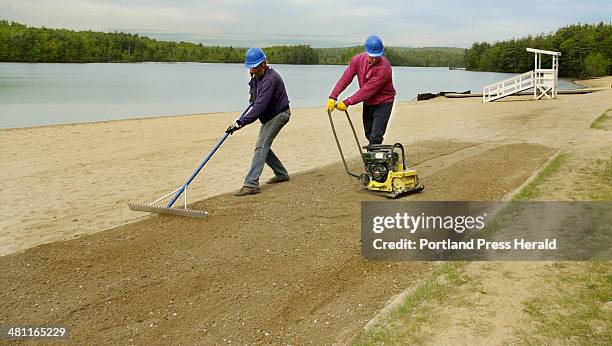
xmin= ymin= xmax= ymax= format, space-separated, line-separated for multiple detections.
xmin=0 ymin=62 xmax=581 ymax=129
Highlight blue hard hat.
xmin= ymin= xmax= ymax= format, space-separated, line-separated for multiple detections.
xmin=364 ymin=35 xmax=384 ymax=57
xmin=245 ymin=47 xmax=267 ymax=68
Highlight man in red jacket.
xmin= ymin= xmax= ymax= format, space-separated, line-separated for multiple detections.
xmin=327 ymin=35 xmax=396 ymax=145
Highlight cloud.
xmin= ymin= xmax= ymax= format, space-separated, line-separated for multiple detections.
xmin=0 ymin=0 xmax=610 ymax=47
xmin=0 ymin=0 xmax=238 ymax=33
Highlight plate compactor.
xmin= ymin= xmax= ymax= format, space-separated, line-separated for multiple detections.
xmin=327 ymin=110 xmax=424 ymax=198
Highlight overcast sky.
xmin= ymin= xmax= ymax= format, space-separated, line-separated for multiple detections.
xmin=1 ymin=0 xmax=610 ymax=48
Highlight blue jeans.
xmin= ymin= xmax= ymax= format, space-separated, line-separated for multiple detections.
xmin=363 ymin=102 xmax=393 ymax=145
xmin=243 ymin=110 xmax=290 ymax=188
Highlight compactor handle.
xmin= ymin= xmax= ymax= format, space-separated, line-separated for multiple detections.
xmin=393 ymin=143 xmax=407 ymax=170
xmin=326 ymin=110 xmax=364 ymax=179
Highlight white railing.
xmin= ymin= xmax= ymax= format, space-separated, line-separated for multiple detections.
xmin=482 ymin=71 xmax=534 ymax=103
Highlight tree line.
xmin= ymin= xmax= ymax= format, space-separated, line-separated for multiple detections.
xmin=317 ymin=46 xmax=466 ymax=67
xmin=0 ymin=21 xmax=248 ymax=63
xmin=0 ymin=20 xmax=465 ymax=67
xmin=464 ymin=22 xmax=612 ymax=77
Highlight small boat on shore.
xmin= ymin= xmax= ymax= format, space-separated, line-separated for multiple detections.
xmin=417 ymin=90 xmax=470 ymax=101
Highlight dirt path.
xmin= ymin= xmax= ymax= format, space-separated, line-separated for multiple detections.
xmin=0 ymin=140 xmax=553 ymax=344
xmin=420 ymin=262 xmax=546 ymax=345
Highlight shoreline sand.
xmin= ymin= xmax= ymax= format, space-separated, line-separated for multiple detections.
xmin=1 ymin=77 xmax=610 ymax=257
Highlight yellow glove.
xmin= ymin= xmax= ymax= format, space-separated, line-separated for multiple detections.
xmin=335 ymin=101 xmax=348 ymax=112
xmin=327 ymin=98 xmax=336 ymax=113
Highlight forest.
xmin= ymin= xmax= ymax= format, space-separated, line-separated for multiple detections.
xmin=464 ymin=22 xmax=612 ymax=77
xmin=0 ymin=20 xmax=464 ymax=67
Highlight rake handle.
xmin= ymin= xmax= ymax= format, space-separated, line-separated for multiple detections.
xmin=167 ymin=103 xmax=254 ymax=208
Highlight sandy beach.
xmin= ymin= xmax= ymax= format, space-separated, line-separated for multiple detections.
xmin=1 ymin=79 xmax=610 ymax=256
xmin=0 ymin=78 xmax=610 ymax=344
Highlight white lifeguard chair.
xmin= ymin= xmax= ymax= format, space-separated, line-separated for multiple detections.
xmin=482 ymin=48 xmax=561 ymax=102
xmin=529 ymin=48 xmax=561 ymax=100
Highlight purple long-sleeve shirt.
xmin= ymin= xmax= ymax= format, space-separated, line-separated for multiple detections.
xmin=329 ymin=52 xmax=396 ymax=106
xmin=238 ymin=67 xmax=290 ymax=126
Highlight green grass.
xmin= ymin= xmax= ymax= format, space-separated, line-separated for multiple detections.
xmin=354 ymin=262 xmax=466 ymax=345
xmin=516 ymin=262 xmax=612 ymax=345
xmin=511 ymin=150 xmax=611 ymax=201
xmin=510 ymin=149 xmax=612 ymax=344
xmin=512 ymin=153 xmax=567 ymax=201
xmin=591 ymin=108 xmax=612 ymax=129
xmin=589 ymin=158 xmax=612 ymax=200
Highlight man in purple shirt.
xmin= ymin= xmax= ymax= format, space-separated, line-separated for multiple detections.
xmin=327 ymin=35 xmax=396 ymax=145
xmin=226 ymin=47 xmax=291 ymax=196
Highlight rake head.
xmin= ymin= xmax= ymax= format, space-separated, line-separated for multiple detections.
xmin=127 ymin=203 xmax=209 ymax=219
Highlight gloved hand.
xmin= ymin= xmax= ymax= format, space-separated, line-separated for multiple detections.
xmin=335 ymin=101 xmax=348 ymax=112
xmin=327 ymin=98 xmax=336 ymax=113
xmin=225 ymin=121 xmax=242 ymax=134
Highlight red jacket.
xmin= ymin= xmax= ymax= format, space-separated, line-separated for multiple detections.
xmin=329 ymin=52 xmax=396 ymax=106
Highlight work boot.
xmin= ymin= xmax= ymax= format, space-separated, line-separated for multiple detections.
xmin=234 ymin=186 xmax=260 ymax=196
xmin=266 ymin=176 xmax=290 ymax=184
